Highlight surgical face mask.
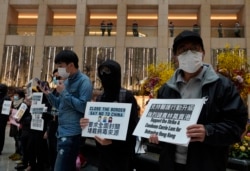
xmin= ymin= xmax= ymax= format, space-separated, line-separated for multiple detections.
xmin=13 ymin=95 xmax=19 ymax=101
xmin=53 ymin=77 xmax=58 ymax=85
xmin=177 ymin=50 xmax=203 ymax=73
xmin=58 ymin=67 xmax=70 ymax=79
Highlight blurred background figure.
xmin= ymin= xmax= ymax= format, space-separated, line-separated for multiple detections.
xmin=132 ymin=20 xmax=139 ymax=37
xmin=218 ymin=22 xmax=223 ymax=38
xmin=169 ymin=21 xmax=174 ymax=37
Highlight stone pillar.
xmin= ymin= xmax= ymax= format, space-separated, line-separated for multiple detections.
xmin=32 ymin=2 xmax=48 ymax=79
xmin=200 ymin=1 xmax=211 ymax=64
xmin=74 ymin=0 xmax=87 ymax=71
xmin=115 ymin=1 xmax=126 ymax=74
xmin=0 ymin=1 xmax=10 ymax=76
xmin=245 ymin=0 xmax=250 ymax=64
xmin=157 ymin=0 xmax=169 ymax=63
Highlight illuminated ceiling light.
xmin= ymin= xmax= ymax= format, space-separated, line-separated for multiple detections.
xmin=210 ymin=14 xmax=237 ymax=20
xmin=90 ymin=15 xmax=117 ymax=19
xmin=128 ymin=16 xmax=158 ymax=20
xmin=54 ymin=15 xmax=76 ymax=19
xmin=168 ymin=16 xmax=197 ymax=20
xmin=18 ymin=14 xmax=38 ymax=19
xmin=18 ymin=14 xmax=76 ymax=19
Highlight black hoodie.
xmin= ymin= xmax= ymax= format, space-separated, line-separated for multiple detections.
xmin=96 ymin=60 xmax=139 ymax=171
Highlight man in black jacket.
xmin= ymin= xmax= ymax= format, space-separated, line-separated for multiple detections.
xmin=149 ymin=30 xmax=248 ymax=171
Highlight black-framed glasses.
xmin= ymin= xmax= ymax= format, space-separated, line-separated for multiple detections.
xmin=100 ymin=66 xmax=111 ymax=75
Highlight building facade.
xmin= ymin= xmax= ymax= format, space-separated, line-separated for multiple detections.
xmin=0 ymin=0 xmax=249 ymax=90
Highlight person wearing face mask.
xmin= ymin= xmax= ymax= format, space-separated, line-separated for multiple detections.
xmin=80 ymin=59 xmax=139 ymax=171
xmin=9 ymin=89 xmax=26 ymax=161
xmin=39 ymin=50 xmax=93 ymax=171
xmin=148 ymin=30 xmax=248 ymax=171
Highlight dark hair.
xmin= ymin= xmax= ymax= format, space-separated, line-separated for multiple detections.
xmin=0 ymin=84 xmax=8 ymax=96
xmin=54 ymin=50 xmax=79 ymax=68
xmin=53 ymin=68 xmax=58 ymax=74
xmin=14 ymin=89 xmax=25 ymax=98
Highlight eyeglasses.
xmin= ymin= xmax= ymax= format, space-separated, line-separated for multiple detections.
xmin=56 ymin=76 xmax=61 ymax=80
xmin=176 ymin=45 xmax=202 ymax=56
xmin=100 ymin=66 xmax=111 ymax=75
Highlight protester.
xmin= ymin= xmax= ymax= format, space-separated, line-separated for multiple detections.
xmin=39 ymin=50 xmax=93 ymax=171
xmin=148 ymin=30 xmax=248 ymax=171
xmin=0 ymin=84 xmax=11 ymax=155
xmin=80 ymin=59 xmax=139 ymax=171
xmin=9 ymin=89 xmax=25 ymax=161
xmin=14 ymin=89 xmax=32 ymax=170
xmin=44 ymin=69 xmax=60 ymax=171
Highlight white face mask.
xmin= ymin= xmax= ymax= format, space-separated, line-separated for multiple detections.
xmin=177 ymin=50 xmax=203 ymax=73
xmin=58 ymin=67 xmax=70 ymax=78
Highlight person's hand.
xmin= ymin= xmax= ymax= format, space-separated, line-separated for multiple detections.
xmin=94 ymin=136 xmax=112 ymax=146
xmin=80 ymin=118 xmax=89 ymax=129
xmin=43 ymin=131 xmax=48 ymax=139
xmin=56 ymin=80 xmax=65 ymax=94
xmin=37 ymin=84 xmax=50 ymax=95
xmin=149 ymin=134 xmax=159 ymax=144
xmin=186 ymin=124 xmax=206 ymax=142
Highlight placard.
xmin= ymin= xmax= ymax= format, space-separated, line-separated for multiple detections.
xmin=1 ymin=100 xmax=12 ymax=115
xmin=133 ymin=98 xmax=205 ymax=146
xmin=32 ymin=92 xmax=43 ymax=105
xmin=81 ymin=102 xmax=132 ymax=140
xmin=13 ymin=103 xmax=28 ymax=121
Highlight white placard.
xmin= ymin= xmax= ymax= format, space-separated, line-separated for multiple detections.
xmin=1 ymin=100 xmax=12 ymax=115
xmin=30 ymin=104 xmax=45 ymax=114
xmin=32 ymin=92 xmax=43 ymax=105
xmin=81 ymin=102 xmax=132 ymax=141
xmin=13 ymin=103 xmax=28 ymax=121
xmin=133 ymin=98 xmax=205 ymax=146
xmin=31 ymin=114 xmax=44 ymax=131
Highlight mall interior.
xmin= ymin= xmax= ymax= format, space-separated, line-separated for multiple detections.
xmin=0 ymin=0 xmax=249 ymax=91
xmin=0 ymin=1 xmax=250 ymax=171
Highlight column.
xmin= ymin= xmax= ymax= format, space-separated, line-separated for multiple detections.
xmin=157 ymin=0 xmax=169 ymax=63
xmin=74 ymin=0 xmax=87 ymax=70
xmin=32 ymin=2 xmax=48 ymax=78
xmin=199 ymin=1 xmax=211 ymax=64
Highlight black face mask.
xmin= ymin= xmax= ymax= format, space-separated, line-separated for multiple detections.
xmin=98 ymin=60 xmax=121 ymax=99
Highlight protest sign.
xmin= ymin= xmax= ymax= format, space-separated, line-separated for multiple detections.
xmin=13 ymin=103 xmax=27 ymax=121
xmin=133 ymin=98 xmax=205 ymax=146
xmin=32 ymin=92 xmax=43 ymax=105
xmin=82 ymin=102 xmax=132 ymax=140
xmin=30 ymin=104 xmax=45 ymax=131
xmin=1 ymin=100 xmax=12 ymax=115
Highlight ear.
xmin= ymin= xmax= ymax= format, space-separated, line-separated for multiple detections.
xmin=202 ymin=51 xmax=205 ymax=60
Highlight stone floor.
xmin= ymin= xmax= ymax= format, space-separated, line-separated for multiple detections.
xmin=0 ymin=124 xmax=97 ymax=171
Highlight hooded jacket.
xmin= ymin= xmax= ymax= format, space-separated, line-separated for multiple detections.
xmin=157 ymin=64 xmax=248 ymax=171
xmin=96 ymin=60 xmax=139 ymax=171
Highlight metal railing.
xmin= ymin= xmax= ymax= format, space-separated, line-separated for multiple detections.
xmin=8 ymin=25 xmax=36 ymax=36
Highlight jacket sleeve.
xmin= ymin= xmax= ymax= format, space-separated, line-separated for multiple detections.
xmin=203 ymin=76 xmax=248 ymax=146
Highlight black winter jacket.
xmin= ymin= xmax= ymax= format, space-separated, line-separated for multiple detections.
xmin=157 ymin=65 xmax=248 ymax=171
